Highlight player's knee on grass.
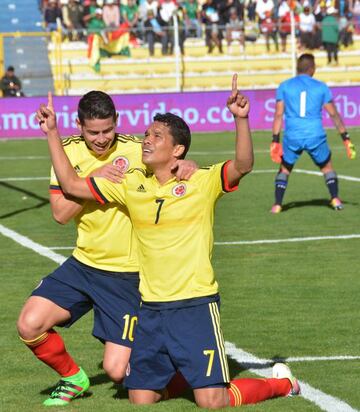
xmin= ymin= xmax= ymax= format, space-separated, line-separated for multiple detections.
xmin=194 ymin=387 xmax=229 ymax=409
xmin=128 ymin=389 xmax=162 ymax=404
xmin=103 ymin=343 xmax=131 ymax=383
xmin=103 ymin=359 xmax=127 ymax=383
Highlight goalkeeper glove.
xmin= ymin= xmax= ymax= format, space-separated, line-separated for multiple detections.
xmin=341 ymin=132 xmax=356 ymax=160
xmin=270 ymin=134 xmax=283 ymax=163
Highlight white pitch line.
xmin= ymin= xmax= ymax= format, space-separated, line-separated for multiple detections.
xmin=189 ymin=147 xmax=345 ymax=156
xmin=0 ymin=156 xmax=48 ymax=160
xmin=48 ymin=246 xmax=73 ymax=250
xmin=0 ymin=224 xmax=66 ymax=265
xmin=279 ymin=355 xmax=360 ymax=362
xmin=0 ymin=223 xmax=358 ymax=411
xmin=49 ymin=234 xmax=360 ymax=250
xmin=225 ymin=342 xmax=358 ymax=412
xmin=295 ymin=169 xmax=360 ymax=182
xmin=1 ymin=169 xmax=359 ymax=183
xmin=0 ymin=147 xmax=345 ymax=159
xmin=0 ymin=177 xmax=48 ymax=182
xmin=215 ymin=234 xmax=360 ymax=246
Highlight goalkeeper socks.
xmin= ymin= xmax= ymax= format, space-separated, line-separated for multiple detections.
xmin=274 ymin=172 xmax=288 ymax=205
xmin=227 ymin=377 xmax=291 ymax=406
xmin=324 ymin=171 xmax=338 ymax=199
xmin=163 ymin=371 xmax=189 ymax=399
xmin=21 ymin=329 xmax=80 ymax=377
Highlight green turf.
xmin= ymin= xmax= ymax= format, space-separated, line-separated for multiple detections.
xmin=0 ymin=129 xmax=359 ymax=411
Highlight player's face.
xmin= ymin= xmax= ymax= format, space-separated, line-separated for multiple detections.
xmin=142 ymin=121 xmax=182 ymax=168
xmin=77 ymin=117 xmax=116 ymax=156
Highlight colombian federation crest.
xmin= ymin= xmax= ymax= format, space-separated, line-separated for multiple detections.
xmin=112 ymin=156 xmax=129 ymax=173
xmin=172 ymin=183 xmax=186 ymax=197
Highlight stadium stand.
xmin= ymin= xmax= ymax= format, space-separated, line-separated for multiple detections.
xmin=48 ymin=36 xmax=360 ymax=95
xmin=1 ymin=1 xmax=359 ymax=96
xmin=1 ymin=0 xmax=54 ymax=96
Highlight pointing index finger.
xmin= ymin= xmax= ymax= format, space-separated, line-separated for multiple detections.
xmin=47 ymin=91 xmax=54 ymax=111
xmin=232 ymin=73 xmax=238 ymax=93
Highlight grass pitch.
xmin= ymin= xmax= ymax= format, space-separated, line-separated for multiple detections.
xmin=0 ymin=128 xmax=359 ymax=412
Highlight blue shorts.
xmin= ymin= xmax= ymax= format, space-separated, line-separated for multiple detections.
xmin=31 ymin=256 xmax=140 ymax=347
xmin=283 ymin=135 xmax=331 ymax=167
xmin=124 ymin=295 xmax=230 ymax=390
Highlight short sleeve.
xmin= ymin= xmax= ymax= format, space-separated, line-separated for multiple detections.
xmin=86 ymin=176 xmax=127 ymax=206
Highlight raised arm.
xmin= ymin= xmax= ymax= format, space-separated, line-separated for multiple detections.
xmin=37 ymin=93 xmax=94 ymax=200
xmin=225 ymin=74 xmax=254 ymax=187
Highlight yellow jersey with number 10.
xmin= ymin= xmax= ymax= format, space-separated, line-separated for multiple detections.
xmin=50 ymin=133 xmax=144 ymax=272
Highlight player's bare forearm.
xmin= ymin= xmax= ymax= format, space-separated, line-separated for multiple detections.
xmin=324 ymin=102 xmax=346 ymax=134
xmin=37 ymin=92 xmax=94 ymax=201
xmin=272 ymin=101 xmax=284 ymax=135
xmin=225 ymin=74 xmax=253 ymax=186
xmin=330 ymin=111 xmax=346 ymax=134
xmin=50 ymin=193 xmax=84 ymax=225
xmin=232 ymin=116 xmax=253 ymax=176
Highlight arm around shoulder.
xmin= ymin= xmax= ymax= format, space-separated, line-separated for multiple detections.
xmin=50 ymin=193 xmax=84 ymax=225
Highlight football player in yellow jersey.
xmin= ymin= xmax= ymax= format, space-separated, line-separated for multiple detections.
xmin=38 ymin=76 xmax=300 ymax=408
xmin=17 ymin=91 xmax=197 ymax=406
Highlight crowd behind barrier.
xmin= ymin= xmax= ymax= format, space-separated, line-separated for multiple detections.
xmin=37 ymin=0 xmax=359 ymax=59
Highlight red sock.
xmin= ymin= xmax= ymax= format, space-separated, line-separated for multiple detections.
xmin=23 ymin=329 xmax=79 ymax=377
xmin=164 ymin=371 xmax=189 ymax=399
xmin=227 ymin=377 xmax=291 ymax=406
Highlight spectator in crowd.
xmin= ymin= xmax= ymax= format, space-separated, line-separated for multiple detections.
xmin=219 ymin=0 xmax=244 ymax=25
xmin=44 ymin=0 xmax=63 ymax=32
xmin=350 ymin=0 xmax=360 ymax=33
xmin=138 ymin=0 xmax=159 ymax=41
xmin=313 ymin=3 xmax=327 ymax=47
xmin=201 ymin=0 xmax=223 ymax=53
xmin=182 ymin=0 xmax=202 ymax=38
xmin=61 ymin=0 xmax=85 ymax=41
xmin=103 ymin=0 xmax=120 ymax=29
xmin=256 ymin=0 xmax=278 ymax=51
xmin=144 ymin=9 xmax=166 ymax=56
xmin=299 ymin=2 xmax=317 ymax=49
xmin=255 ymin=0 xmax=274 ymax=22
xmin=260 ymin=10 xmax=279 ymax=51
xmin=339 ymin=11 xmax=354 ymax=47
xmin=83 ymin=0 xmax=100 ymax=29
xmin=0 ymin=66 xmax=24 ymax=97
xmin=334 ymin=0 xmax=350 ymax=16
xmin=225 ymin=7 xmax=245 ymax=52
xmin=157 ymin=0 xmax=179 ymax=54
xmin=278 ymin=0 xmax=299 ymax=53
xmin=86 ymin=7 xmax=106 ymax=33
xmin=247 ymin=0 xmax=257 ymax=20
xmin=321 ymin=6 xmax=340 ymax=64
xmin=139 ymin=0 xmax=159 ymax=22
xmin=121 ymin=0 xmax=140 ymax=39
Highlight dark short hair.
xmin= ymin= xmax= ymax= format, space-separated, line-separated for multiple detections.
xmin=7 ymin=66 xmax=15 ymax=72
xmin=153 ymin=112 xmax=191 ymax=159
xmin=297 ymin=53 xmax=315 ymax=74
xmin=78 ymin=91 xmax=117 ymax=125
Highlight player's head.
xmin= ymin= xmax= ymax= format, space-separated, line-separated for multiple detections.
xmin=76 ymin=91 xmax=118 ymax=155
xmin=142 ymin=112 xmax=191 ymax=168
xmin=297 ymin=53 xmax=315 ymax=76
